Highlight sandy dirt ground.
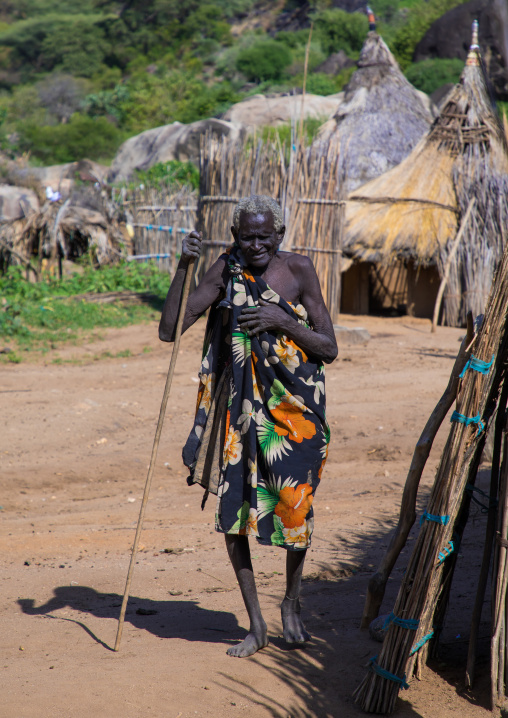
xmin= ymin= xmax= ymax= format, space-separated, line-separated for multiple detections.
xmin=0 ymin=313 xmax=496 ymax=718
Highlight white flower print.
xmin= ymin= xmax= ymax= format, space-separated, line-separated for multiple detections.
xmin=238 ymin=399 xmax=264 ymax=434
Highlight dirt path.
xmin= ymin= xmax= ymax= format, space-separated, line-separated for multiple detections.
xmin=0 ymin=314 xmax=493 ymax=717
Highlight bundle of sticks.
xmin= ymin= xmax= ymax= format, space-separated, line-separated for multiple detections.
xmin=354 ymin=234 xmax=508 ymax=713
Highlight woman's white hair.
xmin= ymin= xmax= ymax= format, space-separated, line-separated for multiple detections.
xmin=232 ymin=195 xmax=284 ymax=233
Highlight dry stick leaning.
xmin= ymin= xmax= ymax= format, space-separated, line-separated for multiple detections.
xmin=114 ymin=256 xmax=196 ymax=652
xmin=432 ymin=198 xmax=475 ymax=333
xmin=360 ymin=313 xmax=474 ymax=629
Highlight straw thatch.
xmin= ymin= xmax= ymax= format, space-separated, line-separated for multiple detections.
xmin=344 ymin=26 xmax=508 ymax=326
xmin=314 ymin=31 xmax=434 ymax=193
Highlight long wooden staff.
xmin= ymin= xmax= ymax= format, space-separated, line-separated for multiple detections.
xmin=114 ymin=257 xmax=196 ymax=651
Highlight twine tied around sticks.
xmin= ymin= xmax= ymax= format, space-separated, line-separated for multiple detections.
xmin=458 ymin=353 xmax=495 ymax=378
xmin=450 ymin=410 xmax=485 ymax=436
xmin=409 ymin=631 xmax=435 ymax=656
xmin=369 ymin=657 xmax=410 ymax=690
xmin=438 ymin=541 xmax=455 ymax=563
xmin=420 ymin=512 xmax=450 ymax=527
xmin=382 ymin=613 xmax=419 ymax=631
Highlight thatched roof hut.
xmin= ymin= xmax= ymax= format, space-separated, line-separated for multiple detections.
xmin=314 ymin=30 xmax=434 ymax=192
xmin=343 ymin=21 xmax=508 ymax=326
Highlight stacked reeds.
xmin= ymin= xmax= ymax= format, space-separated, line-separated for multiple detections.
xmin=353 ymin=232 xmax=508 ymax=713
xmin=3 ymin=185 xmax=128 ymax=276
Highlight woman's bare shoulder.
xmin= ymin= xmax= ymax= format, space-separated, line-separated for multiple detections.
xmin=278 ymin=250 xmax=315 ymax=275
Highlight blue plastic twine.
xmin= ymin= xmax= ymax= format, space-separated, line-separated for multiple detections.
xmin=410 ymin=631 xmax=435 ymax=656
xmin=383 ymin=612 xmax=419 ymax=631
xmin=438 ymin=540 xmax=454 ymax=564
xmin=450 ymin=410 xmax=485 ymax=436
xmin=369 ymin=657 xmax=409 ymax=690
xmin=459 ymin=354 xmax=495 ymax=379
xmin=420 ymin=512 xmax=450 ymax=527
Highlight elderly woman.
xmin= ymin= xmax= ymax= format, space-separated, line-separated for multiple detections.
xmin=159 ymin=194 xmax=337 ymax=657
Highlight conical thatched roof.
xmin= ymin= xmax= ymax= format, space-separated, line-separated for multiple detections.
xmin=344 ymin=22 xmax=508 ymax=325
xmin=314 ymin=31 xmax=434 ymax=192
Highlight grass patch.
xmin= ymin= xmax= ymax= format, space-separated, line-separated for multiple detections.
xmin=0 ymin=262 xmax=169 ymax=360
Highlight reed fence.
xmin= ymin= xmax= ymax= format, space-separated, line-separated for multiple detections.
xmin=197 ymin=132 xmax=345 ymax=321
xmin=122 ymin=186 xmax=197 ymax=274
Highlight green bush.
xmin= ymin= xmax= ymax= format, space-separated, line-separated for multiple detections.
xmin=404 ymin=58 xmax=463 ymax=95
xmin=236 ymin=40 xmax=292 ymax=82
xmin=117 ymin=71 xmax=238 ymax=132
xmin=312 ymin=9 xmax=368 ymax=57
xmin=17 ymin=113 xmax=122 ymax=163
xmin=135 ymin=160 xmax=200 ymax=191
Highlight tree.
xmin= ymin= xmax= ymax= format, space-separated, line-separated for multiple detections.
xmin=37 ymin=74 xmax=88 ymax=123
xmin=0 ymin=14 xmax=108 ymax=78
xmin=312 ymin=8 xmax=368 ymax=57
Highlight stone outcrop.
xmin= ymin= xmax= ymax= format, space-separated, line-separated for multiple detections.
xmin=108 ymin=118 xmax=244 ymax=183
xmin=414 ymin=0 xmax=508 ymax=99
xmin=222 ymin=92 xmax=342 ymax=129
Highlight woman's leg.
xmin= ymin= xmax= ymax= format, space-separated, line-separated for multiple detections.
xmin=281 ymin=548 xmax=310 ymax=643
xmin=225 ymin=534 xmax=268 ymax=657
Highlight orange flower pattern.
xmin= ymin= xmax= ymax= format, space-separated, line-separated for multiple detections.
xmin=183 ymin=247 xmax=330 ymax=550
xmin=275 ymin=484 xmax=314 ymax=528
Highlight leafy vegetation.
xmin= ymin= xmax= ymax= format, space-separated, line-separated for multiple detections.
xmin=404 ymin=58 xmax=463 ymax=95
xmin=0 ymin=0 xmax=473 ymax=166
xmin=0 ymin=262 xmax=170 ymax=358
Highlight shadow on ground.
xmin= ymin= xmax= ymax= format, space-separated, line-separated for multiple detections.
xmin=16 ymin=470 xmax=492 ymax=717
xmin=18 ymin=588 xmax=240 ymax=650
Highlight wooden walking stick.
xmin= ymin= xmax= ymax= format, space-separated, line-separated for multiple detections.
xmin=114 ymin=256 xmax=196 ymax=651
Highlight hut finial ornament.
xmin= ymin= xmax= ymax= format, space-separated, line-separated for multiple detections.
xmin=366 ymin=5 xmax=376 ymax=31
xmin=466 ymin=19 xmax=480 ymax=66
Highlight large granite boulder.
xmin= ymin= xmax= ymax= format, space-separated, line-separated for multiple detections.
xmin=223 ymin=92 xmax=342 ymax=129
xmin=108 ymin=118 xmax=244 ymax=183
xmin=0 ymin=184 xmax=39 ymax=221
xmin=414 ymin=0 xmax=508 ymax=99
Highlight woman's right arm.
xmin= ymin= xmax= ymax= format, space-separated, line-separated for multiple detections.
xmin=158 ymin=231 xmax=228 ymax=342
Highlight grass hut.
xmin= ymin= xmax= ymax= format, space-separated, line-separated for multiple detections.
xmin=314 ymin=28 xmax=434 ymax=194
xmin=342 ymin=21 xmax=508 ymax=325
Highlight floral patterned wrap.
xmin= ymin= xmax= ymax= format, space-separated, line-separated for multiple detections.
xmin=182 ymin=248 xmax=330 ymax=550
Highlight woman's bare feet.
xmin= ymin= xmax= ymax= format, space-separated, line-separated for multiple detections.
xmin=227 ymin=621 xmax=268 ymax=657
xmin=281 ymin=597 xmax=310 ymax=644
